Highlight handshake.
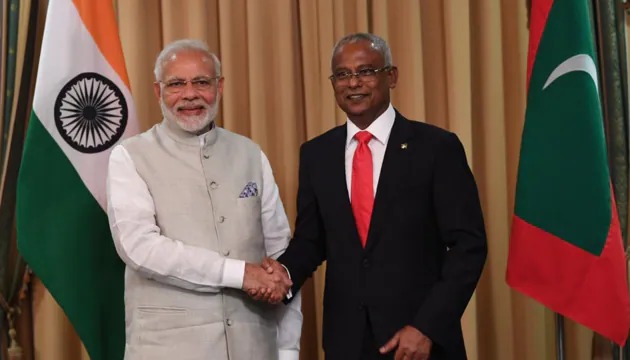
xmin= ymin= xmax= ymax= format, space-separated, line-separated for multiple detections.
xmin=242 ymin=257 xmax=292 ymax=304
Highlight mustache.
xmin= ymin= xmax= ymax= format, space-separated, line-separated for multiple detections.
xmin=175 ymin=101 xmax=209 ymax=110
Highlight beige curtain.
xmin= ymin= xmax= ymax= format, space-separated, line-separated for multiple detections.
xmin=28 ymin=1 xmax=599 ymax=359
xmin=0 ymin=0 xmax=42 ymax=358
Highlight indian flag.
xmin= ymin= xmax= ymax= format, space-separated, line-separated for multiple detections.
xmin=506 ymin=0 xmax=630 ymax=345
xmin=16 ymin=0 xmax=138 ymax=358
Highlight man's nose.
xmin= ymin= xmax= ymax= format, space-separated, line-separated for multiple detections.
xmin=347 ymin=75 xmax=361 ymax=88
xmin=180 ymin=83 xmax=199 ymax=99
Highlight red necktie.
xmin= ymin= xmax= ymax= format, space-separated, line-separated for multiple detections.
xmin=351 ymin=131 xmax=374 ymax=248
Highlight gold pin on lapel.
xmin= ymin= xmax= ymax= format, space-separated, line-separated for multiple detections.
xmin=401 ymin=143 xmax=408 ymax=149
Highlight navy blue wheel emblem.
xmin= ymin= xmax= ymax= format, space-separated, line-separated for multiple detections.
xmin=54 ymin=72 xmax=128 ymax=153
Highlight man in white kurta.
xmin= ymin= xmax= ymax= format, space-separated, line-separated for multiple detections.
xmin=106 ymin=39 xmax=301 ymax=360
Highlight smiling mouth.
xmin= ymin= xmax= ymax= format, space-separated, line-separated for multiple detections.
xmin=346 ymin=94 xmax=368 ymax=101
xmin=177 ymin=105 xmax=206 ymax=114
xmin=178 ymin=110 xmax=205 ymax=117
xmin=178 ymin=105 xmax=204 ymax=110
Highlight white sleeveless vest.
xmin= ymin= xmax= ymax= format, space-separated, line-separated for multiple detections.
xmin=121 ymin=120 xmax=277 ymax=360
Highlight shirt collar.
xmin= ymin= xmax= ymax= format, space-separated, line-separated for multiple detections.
xmin=198 ymin=121 xmax=217 ymax=146
xmin=160 ymin=119 xmax=217 ymax=147
xmin=345 ymin=103 xmax=395 ymax=149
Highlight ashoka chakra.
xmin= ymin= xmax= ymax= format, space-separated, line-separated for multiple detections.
xmin=54 ymin=72 xmax=128 ymax=153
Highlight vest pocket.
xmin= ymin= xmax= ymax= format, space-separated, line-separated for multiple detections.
xmin=137 ymin=305 xmax=187 ymax=314
xmin=235 ymin=196 xmax=261 ymax=216
xmin=136 ymin=306 xmax=188 ymax=333
xmin=133 ymin=311 xmax=222 ymax=360
xmin=236 ymin=195 xmax=261 ymax=205
xmin=234 ymin=197 xmax=263 ymax=238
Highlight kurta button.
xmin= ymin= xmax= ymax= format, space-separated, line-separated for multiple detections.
xmin=223 ymin=249 xmax=230 ymax=256
xmin=210 ymin=181 xmax=218 ymax=189
xmin=226 ymin=319 xmax=232 ymax=326
xmin=218 ymin=216 xmax=225 ymax=223
xmin=203 ymin=154 xmax=210 ymax=159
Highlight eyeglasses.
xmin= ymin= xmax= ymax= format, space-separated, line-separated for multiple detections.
xmin=328 ymin=66 xmax=392 ymax=84
xmin=158 ymin=76 xmax=221 ymax=93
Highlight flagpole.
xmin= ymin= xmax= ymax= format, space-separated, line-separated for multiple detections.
xmin=556 ymin=313 xmax=565 ymax=360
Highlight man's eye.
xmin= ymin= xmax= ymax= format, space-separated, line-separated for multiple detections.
xmin=166 ymin=81 xmax=185 ymax=88
xmin=358 ymin=69 xmax=376 ymax=76
xmin=335 ymin=72 xmax=351 ymax=79
xmin=193 ymin=79 xmax=211 ymax=86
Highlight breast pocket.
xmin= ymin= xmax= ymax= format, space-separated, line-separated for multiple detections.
xmin=232 ymin=196 xmax=263 ymax=239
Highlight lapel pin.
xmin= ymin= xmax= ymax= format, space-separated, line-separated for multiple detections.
xmin=401 ymin=143 xmax=408 ymax=149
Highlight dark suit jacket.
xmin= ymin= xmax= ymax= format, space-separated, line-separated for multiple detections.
xmin=279 ymin=111 xmax=487 ymax=360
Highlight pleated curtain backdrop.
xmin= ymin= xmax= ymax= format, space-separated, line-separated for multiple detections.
xmin=25 ymin=1 xmax=602 ymax=359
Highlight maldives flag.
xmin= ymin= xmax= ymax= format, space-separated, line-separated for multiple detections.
xmin=506 ymin=0 xmax=630 ymax=345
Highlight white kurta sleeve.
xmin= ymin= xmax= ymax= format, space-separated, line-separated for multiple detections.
xmin=106 ymin=145 xmax=245 ymax=292
xmin=259 ymin=150 xmax=303 ymax=359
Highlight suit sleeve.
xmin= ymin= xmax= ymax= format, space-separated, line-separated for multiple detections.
xmin=413 ymin=133 xmax=487 ymax=346
xmin=277 ymin=143 xmax=327 ymax=296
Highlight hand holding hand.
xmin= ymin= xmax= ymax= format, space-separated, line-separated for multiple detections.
xmin=242 ymin=259 xmax=291 ymax=304
xmin=260 ymin=257 xmax=288 ymax=281
xmin=247 ymin=257 xmax=290 ymax=302
xmin=379 ymin=326 xmax=432 ymax=360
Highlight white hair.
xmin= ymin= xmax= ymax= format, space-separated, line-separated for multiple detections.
xmin=330 ymin=33 xmax=393 ymax=71
xmin=154 ymin=39 xmax=222 ymax=81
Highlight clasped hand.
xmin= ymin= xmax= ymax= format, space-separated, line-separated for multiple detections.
xmin=242 ymin=257 xmax=291 ymax=304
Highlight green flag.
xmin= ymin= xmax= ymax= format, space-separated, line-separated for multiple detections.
xmin=16 ymin=0 xmax=139 ymax=358
xmin=506 ymin=0 xmax=630 ymax=345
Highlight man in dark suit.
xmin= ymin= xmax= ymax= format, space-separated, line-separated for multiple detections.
xmin=252 ymin=32 xmax=487 ymax=360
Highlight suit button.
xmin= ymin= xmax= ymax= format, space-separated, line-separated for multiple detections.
xmin=226 ymin=319 xmax=232 ymax=326
xmin=222 ymin=249 xmax=230 ymax=256
xmin=203 ymin=154 xmax=210 ymax=159
xmin=358 ymin=303 xmax=365 ymax=310
xmin=218 ymin=216 xmax=225 ymax=223
xmin=209 ymin=181 xmax=218 ymax=189
xmin=362 ymin=259 xmax=369 ymax=268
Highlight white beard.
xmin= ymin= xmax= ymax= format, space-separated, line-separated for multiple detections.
xmin=161 ymin=94 xmax=220 ymax=134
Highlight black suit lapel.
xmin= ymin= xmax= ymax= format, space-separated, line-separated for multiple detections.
xmin=365 ymin=113 xmax=413 ymax=251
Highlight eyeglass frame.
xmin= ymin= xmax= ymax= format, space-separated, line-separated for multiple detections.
xmin=328 ymin=66 xmax=394 ymax=83
xmin=156 ymin=75 xmax=222 ymax=93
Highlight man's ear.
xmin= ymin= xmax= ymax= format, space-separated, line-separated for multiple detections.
xmin=153 ymin=82 xmax=162 ymax=101
xmin=388 ymin=66 xmax=399 ymax=89
xmin=217 ymin=77 xmax=225 ymax=97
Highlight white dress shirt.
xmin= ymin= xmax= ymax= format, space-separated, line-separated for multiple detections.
xmin=345 ymin=103 xmax=396 ymax=199
xmin=107 ymin=134 xmax=302 ymax=360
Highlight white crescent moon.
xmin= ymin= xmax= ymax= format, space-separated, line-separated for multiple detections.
xmin=542 ymin=54 xmax=598 ymax=92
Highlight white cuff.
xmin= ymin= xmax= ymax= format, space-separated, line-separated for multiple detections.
xmin=278 ymin=349 xmax=299 ymax=360
xmin=281 ymin=264 xmax=293 ymax=299
xmin=222 ymin=258 xmax=245 ymax=289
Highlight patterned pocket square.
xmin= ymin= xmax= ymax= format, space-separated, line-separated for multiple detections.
xmin=239 ymin=182 xmax=259 ymax=198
